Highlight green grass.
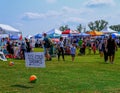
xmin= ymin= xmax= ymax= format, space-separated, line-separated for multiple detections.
xmin=0 ymin=48 xmax=120 ymax=93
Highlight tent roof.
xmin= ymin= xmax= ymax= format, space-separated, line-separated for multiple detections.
xmin=34 ymin=33 xmax=42 ymax=38
xmin=101 ymin=27 xmax=117 ymax=33
xmin=0 ymin=24 xmax=19 ymax=32
xmin=79 ymin=32 xmax=90 ymax=36
xmin=87 ymin=30 xmax=103 ymax=36
xmin=62 ymin=29 xmax=78 ymax=34
xmin=46 ymin=28 xmax=61 ymax=35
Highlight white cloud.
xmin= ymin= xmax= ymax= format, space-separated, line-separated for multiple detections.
xmin=85 ymin=0 xmax=116 ymax=7
xmin=62 ymin=6 xmax=81 ymax=14
xmin=15 ymin=23 xmax=23 ymax=27
xmin=22 ymin=7 xmax=82 ymax=20
xmin=46 ymin=11 xmax=62 ymax=17
xmin=63 ymin=17 xmax=85 ymax=23
xmin=46 ymin=0 xmax=57 ymax=3
xmin=22 ymin=11 xmax=62 ymax=20
xmin=22 ymin=12 xmax=46 ymax=20
xmin=21 ymin=6 xmax=92 ymax=26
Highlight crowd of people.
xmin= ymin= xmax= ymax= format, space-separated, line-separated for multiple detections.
xmin=0 ymin=33 xmax=119 ymax=64
xmin=0 ymin=37 xmax=35 ymax=59
xmin=42 ymin=33 xmax=119 ymax=63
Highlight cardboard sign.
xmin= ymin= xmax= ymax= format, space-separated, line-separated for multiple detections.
xmin=25 ymin=52 xmax=45 ymax=67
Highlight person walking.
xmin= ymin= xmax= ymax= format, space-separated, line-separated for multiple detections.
xmin=107 ymin=35 xmax=118 ymax=64
xmin=43 ymin=33 xmax=52 ymax=61
xmin=57 ymin=37 xmax=65 ymax=61
xmin=102 ymin=38 xmax=108 ymax=63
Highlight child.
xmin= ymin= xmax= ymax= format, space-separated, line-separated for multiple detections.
xmin=70 ymin=43 xmax=76 ymax=62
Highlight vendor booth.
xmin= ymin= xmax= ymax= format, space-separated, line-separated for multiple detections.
xmin=0 ymin=24 xmax=22 ymax=40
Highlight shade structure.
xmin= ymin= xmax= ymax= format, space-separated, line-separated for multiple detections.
xmin=111 ymin=33 xmax=120 ymax=38
xmin=34 ymin=34 xmax=42 ymax=39
xmin=10 ymin=35 xmax=19 ymax=40
xmin=62 ymin=29 xmax=78 ymax=34
xmin=101 ymin=27 xmax=117 ymax=34
xmin=48 ymin=33 xmax=61 ymax=38
xmin=79 ymin=32 xmax=90 ymax=36
xmin=46 ymin=28 xmax=62 ymax=35
xmin=0 ymin=24 xmax=21 ymax=35
xmin=87 ymin=30 xmax=103 ymax=36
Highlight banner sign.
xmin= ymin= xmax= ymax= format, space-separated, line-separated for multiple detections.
xmin=25 ymin=52 xmax=45 ymax=67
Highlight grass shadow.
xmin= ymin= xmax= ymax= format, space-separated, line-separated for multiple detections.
xmin=11 ymin=84 xmax=34 ymax=89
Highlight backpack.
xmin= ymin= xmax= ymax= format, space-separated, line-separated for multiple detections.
xmin=48 ymin=38 xmax=53 ymax=47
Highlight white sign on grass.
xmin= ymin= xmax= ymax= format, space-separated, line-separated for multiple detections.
xmin=25 ymin=52 xmax=45 ymax=67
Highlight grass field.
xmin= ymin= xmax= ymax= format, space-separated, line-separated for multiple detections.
xmin=0 ymin=48 xmax=120 ymax=93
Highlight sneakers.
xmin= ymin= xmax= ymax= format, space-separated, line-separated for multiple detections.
xmin=105 ymin=61 xmax=108 ymax=63
xmin=110 ymin=62 xmax=114 ymax=64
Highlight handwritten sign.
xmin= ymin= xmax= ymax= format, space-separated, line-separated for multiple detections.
xmin=25 ymin=52 xmax=45 ymax=67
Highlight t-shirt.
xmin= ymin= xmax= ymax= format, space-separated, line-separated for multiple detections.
xmin=107 ymin=38 xmax=115 ymax=50
xmin=58 ymin=41 xmax=64 ymax=48
xmin=43 ymin=37 xmax=50 ymax=48
xmin=70 ymin=46 xmax=76 ymax=54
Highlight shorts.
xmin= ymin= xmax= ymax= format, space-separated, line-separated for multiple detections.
xmin=71 ymin=54 xmax=75 ymax=57
xmin=108 ymin=49 xmax=115 ymax=56
xmin=44 ymin=48 xmax=50 ymax=55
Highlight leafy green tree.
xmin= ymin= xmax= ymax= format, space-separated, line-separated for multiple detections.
xmin=59 ymin=25 xmax=70 ymax=31
xmin=109 ymin=25 xmax=120 ymax=31
xmin=88 ymin=20 xmax=108 ymax=31
xmin=77 ymin=24 xmax=83 ymax=32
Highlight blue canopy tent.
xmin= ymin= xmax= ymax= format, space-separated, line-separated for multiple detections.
xmin=46 ymin=28 xmax=61 ymax=38
xmin=34 ymin=34 xmax=42 ymax=39
xmin=48 ymin=33 xmax=61 ymax=38
xmin=69 ymin=32 xmax=90 ymax=37
xmin=10 ymin=35 xmax=19 ymax=40
xmin=111 ymin=33 xmax=120 ymax=38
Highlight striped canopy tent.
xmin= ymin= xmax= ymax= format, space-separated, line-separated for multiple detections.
xmin=87 ymin=30 xmax=103 ymax=36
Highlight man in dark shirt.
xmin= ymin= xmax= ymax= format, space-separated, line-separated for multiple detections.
xmin=107 ymin=35 xmax=117 ymax=64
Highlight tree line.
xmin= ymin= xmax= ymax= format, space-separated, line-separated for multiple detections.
xmin=59 ymin=19 xmax=120 ymax=32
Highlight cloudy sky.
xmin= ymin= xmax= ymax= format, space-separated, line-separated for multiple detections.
xmin=0 ymin=0 xmax=120 ymax=36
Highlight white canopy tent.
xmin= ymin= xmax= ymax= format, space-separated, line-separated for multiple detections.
xmin=100 ymin=27 xmax=117 ymax=34
xmin=0 ymin=24 xmax=21 ymax=35
xmin=46 ymin=28 xmax=62 ymax=35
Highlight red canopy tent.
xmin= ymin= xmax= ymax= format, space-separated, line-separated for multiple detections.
xmin=62 ymin=29 xmax=78 ymax=34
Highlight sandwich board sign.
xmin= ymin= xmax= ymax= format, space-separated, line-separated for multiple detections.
xmin=25 ymin=52 xmax=45 ymax=67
